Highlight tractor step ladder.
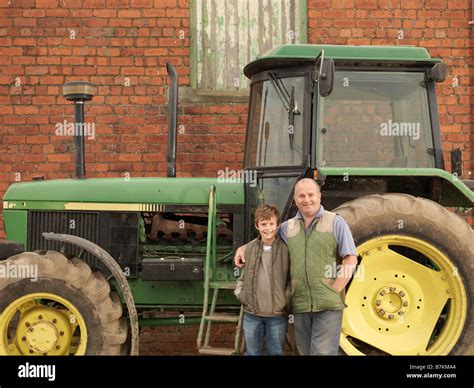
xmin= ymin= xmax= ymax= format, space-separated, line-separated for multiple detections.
xmin=197 ymin=185 xmax=244 ymax=356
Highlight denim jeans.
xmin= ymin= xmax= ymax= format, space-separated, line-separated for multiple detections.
xmin=293 ymin=310 xmax=343 ymax=355
xmin=243 ymin=313 xmax=287 ymax=355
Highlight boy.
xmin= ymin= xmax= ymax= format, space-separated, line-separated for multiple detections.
xmin=234 ymin=204 xmax=290 ymax=355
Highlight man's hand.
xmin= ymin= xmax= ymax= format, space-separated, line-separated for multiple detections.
xmin=331 ymin=255 xmax=358 ymax=292
xmin=234 ymin=246 xmax=246 ymax=268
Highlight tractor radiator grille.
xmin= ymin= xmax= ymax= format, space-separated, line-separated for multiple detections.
xmin=28 ymin=211 xmax=100 ymax=270
xmin=98 ymin=212 xmax=139 ymax=277
xmin=28 ymin=211 xmax=138 ymax=277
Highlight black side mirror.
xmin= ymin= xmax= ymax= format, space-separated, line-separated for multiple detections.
xmin=450 ymin=148 xmax=462 ymax=178
xmin=429 ymin=63 xmax=447 ymax=83
xmin=319 ymin=58 xmax=335 ymax=97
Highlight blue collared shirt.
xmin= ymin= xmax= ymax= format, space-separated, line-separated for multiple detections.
xmin=278 ymin=205 xmax=356 ymax=258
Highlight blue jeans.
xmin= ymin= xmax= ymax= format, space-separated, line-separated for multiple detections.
xmin=293 ymin=310 xmax=343 ymax=355
xmin=243 ymin=313 xmax=287 ymax=355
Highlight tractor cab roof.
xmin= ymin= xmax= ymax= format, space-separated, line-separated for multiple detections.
xmin=244 ymin=44 xmax=441 ymax=78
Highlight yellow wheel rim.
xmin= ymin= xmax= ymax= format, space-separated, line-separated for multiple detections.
xmin=0 ymin=293 xmax=88 ymax=355
xmin=341 ymin=235 xmax=467 ymax=355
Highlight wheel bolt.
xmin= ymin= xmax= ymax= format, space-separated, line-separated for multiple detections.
xmin=379 ymin=290 xmax=386 ymax=296
xmin=55 ymin=345 xmax=60 ymax=350
xmin=379 ymin=309 xmax=386 ymax=315
xmin=398 ymin=311 xmax=404 ymax=315
xmin=59 ymin=331 xmax=64 ymax=336
xmin=38 ymin=315 xmax=43 ymax=320
xmin=25 ymin=322 xmax=30 ymax=327
xmin=389 ymin=287 xmax=396 ymax=292
xmin=21 ymin=336 xmax=26 ymax=342
xmin=403 ymin=301 xmax=409 ymax=307
xmin=388 ymin=314 xmax=394 ymax=319
xmin=52 ymin=319 xmax=57 ymax=324
xmin=399 ymin=291 xmax=405 ymax=297
xmin=375 ymin=300 xmax=381 ymax=306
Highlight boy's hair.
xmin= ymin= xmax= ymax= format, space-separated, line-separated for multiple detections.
xmin=254 ymin=204 xmax=280 ymax=225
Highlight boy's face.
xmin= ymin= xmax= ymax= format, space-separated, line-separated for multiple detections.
xmin=255 ymin=216 xmax=279 ymax=241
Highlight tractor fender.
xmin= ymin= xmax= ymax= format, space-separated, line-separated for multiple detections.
xmin=0 ymin=240 xmax=24 ymax=260
xmin=42 ymin=232 xmax=139 ymax=355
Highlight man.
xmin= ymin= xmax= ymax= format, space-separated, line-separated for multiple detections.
xmin=234 ymin=178 xmax=358 ymax=355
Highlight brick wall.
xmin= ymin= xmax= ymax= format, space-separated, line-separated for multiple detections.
xmin=0 ymin=0 xmax=472 ymax=354
xmin=138 ymin=311 xmax=296 ymax=355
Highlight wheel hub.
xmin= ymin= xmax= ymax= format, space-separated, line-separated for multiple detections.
xmin=26 ymin=321 xmax=58 ymax=353
xmin=16 ymin=305 xmax=74 ymax=355
xmin=0 ymin=290 xmax=89 ymax=355
xmin=374 ymin=285 xmax=409 ymax=320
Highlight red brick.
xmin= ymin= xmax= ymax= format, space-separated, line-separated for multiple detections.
xmin=354 ymin=0 xmax=377 ymax=8
xmin=23 ymin=9 xmax=45 ymax=17
xmin=82 ymin=0 xmax=106 ymax=7
xmin=92 ymin=9 xmax=117 ymax=17
xmin=117 ymin=10 xmax=141 ymax=18
xmin=154 ymin=0 xmax=177 ymax=7
xmin=131 ymin=0 xmax=153 ymax=7
xmin=47 ymin=154 xmax=73 ymax=163
xmin=35 ymin=0 xmax=58 ymax=8
xmin=14 ymin=106 xmax=39 ymax=115
xmin=26 ymin=135 xmax=49 ymax=144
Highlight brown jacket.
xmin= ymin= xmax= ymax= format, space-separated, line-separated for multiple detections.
xmin=235 ymin=238 xmax=291 ymax=316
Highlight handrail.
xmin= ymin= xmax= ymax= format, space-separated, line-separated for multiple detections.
xmin=205 ymin=185 xmax=217 ymax=286
xmin=197 ymin=185 xmax=217 ymax=349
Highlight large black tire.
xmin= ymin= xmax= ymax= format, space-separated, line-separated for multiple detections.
xmin=0 ymin=250 xmax=127 ymax=355
xmin=334 ymin=193 xmax=473 ymax=355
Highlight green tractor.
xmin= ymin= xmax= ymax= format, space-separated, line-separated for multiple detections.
xmin=0 ymin=44 xmax=472 ymax=356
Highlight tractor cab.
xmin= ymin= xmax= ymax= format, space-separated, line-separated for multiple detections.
xmin=241 ymin=44 xmax=464 ymax=217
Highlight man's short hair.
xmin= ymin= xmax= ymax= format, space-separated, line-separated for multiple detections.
xmin=294 ymin=178 xmax=321 ymax=194
xmin=254 ymin=204 xmax=281 ymax=225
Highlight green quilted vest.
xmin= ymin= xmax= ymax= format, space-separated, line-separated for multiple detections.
xmin=287 ymin=210 xmax=346 ymax=313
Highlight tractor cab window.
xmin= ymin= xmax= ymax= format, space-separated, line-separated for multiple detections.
xmin=246 ymin=175 xmax=299 ymax=240
xmin=317 ymin=71 xmax=435 ymax=168
xmin=249 ymin=176 xmax=299 ymax=214
xmin=245 ymin=76 xmax=305 ymax=168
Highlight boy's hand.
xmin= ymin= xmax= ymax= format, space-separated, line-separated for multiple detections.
xmin=234 ymin=246 xmax=245 ymax=268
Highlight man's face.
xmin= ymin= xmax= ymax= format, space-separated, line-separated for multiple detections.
xmin=294 ymin=181 xmax=321 ymax=218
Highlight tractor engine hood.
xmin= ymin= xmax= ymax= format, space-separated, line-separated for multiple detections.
xmin=3 ymin=178 xmax=244 ymax=211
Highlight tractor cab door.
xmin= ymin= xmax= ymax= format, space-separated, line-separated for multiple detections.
xmin=242 ymin=66 xmax=315 ymax=240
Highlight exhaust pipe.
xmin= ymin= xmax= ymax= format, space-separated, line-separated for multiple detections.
xmin=62 ymin=81 xmax=97 ymax=179
xmin=166 ymin=63 xmax=178 ymax=178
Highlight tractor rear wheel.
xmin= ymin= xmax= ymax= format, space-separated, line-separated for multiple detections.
xmin=334 ymin=193 xmax=473 ymax=355
xmin=0 ymin=250 xmax=127 ymax=355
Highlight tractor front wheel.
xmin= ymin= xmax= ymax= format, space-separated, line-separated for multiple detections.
xmin=335 ymin=193 xmax=473 ymax=355
xmin=0 ymin=250 xmax=127 ymax=355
